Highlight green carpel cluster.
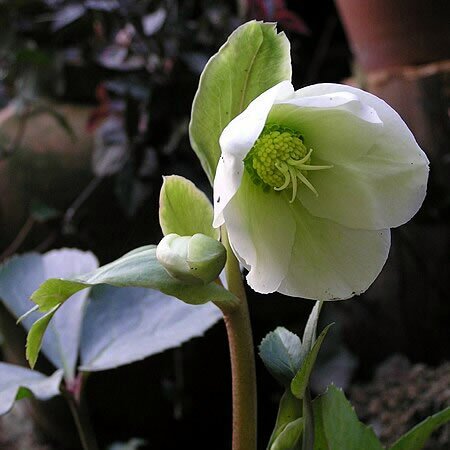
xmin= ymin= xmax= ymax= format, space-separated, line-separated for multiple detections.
xmin=244 ymin=125 xmax=332 ymax=201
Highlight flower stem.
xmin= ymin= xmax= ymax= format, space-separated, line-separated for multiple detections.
xmin=302 ymin=387 xmax=315 ymax=450
xmin=218 ymin=228 xmax=257 ymax=450
xmin=63 ymin=374 xmax=99 ymax=450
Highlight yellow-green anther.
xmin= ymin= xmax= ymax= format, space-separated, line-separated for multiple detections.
xmin=157 ymin=233 xmax=226 ymax=285
xmin=244 ymin=125 xmax=332 ymax=202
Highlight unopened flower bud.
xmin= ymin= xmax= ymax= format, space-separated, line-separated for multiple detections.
xmin=156 ymin=233 xmax=226 ymax=285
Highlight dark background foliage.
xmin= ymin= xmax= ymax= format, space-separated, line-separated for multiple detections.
xmin=0 ymin=1 xmax=448 ymax=449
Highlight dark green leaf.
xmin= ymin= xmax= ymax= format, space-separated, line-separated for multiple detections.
xmin=389 ymin=406 xmax=450 ymax=450
xmin=291 ymin=324 xmax=332 ymax=400
xmin=267 ymin=389 xmax=303 ymax=450
xmin=26 ymin=304 xmax=60 ymax=368
xmin=313 ymin=385 xmax=383 ymax=450
xmin=271 ymin=418 xmax=303 ymax=450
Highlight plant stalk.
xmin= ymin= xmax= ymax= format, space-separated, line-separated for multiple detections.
xmin=302 ymin=386 xmax=315 ymax=450
xmin=219 ymin=228 xmax=257 ymax=450
xmin=63 ymin=374 xmax=99 ymax=450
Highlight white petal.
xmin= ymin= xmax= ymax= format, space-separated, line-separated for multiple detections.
xmin=213 ymin=80 xmax=294 ymax=227
xmin=278 ymin=90 xmax=382 ymax=124
xmin=268 ymin=91 xmax=383 ymax=164
xmin=279 ymin=203 xmax=391 ymax=300
xmin=294 ymin=84 xmax=429 ymax=229
xmin=223 ymin=174 xmax=295 ymax=293
xmin=299 ymin=150 xmax=428 ymax=230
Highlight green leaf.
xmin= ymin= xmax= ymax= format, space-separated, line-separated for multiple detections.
xmin=31 ymin=246 xmax=237 ymax=311
xmin=26 ymin=304 xmax=61 ymax=368
xmin=31 ymin=279 xmax=87 ymax=313
xmin=159 ymin=175 xmax=218 ymax=239
xmin=189 ymin=20 xmax=292 ymax=183
xmin=300 ymin=301 xmax=323 ymax=360
xmin=27 ymin=246 xmax=238 ymax=367
xmin=259 ymin=327 xmax=302 ymax=386
xmin=267 ymin=389 xmax=303 ymax=450
xmin=270 ymin=417 xmax=303 ymax=450
xmin=389 ymin=406 xmax=450 ymax=450
xmin=313 ymin=385 xmax=383 ymax=450
xmin=290 ymin=324 xmax=332 ymax=400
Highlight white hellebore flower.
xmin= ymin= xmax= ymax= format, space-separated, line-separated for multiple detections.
xmin=213 ymin=81 xmax=429 ymax=300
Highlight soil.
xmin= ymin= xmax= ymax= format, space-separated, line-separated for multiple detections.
xmin=350 ymin=355 xmax=450 ymax=449
xmin=0 ymin=403 xmax=52 ymax=450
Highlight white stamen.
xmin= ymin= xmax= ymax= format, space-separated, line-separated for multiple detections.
xmin=296 ymin=171 xmax=318 ymax=197
xmin=274 ymin=162 xmax=291 ymax=191
xmin=288 ymin=166 xmax=298 ymax=202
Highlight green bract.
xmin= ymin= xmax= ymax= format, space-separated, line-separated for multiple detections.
xmin=212 ymin=79 xmax=429 ymax=300
xmin=189 ymin=21 xmax=291 ymax=183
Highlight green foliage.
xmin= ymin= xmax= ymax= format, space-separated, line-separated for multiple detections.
xmin=290 ymin=324 xmax=332 ymax=400
xmin=313 ymin=385 xmax=383 ymax=450
xmin=389 ymin=406 xmax=450 ymax=450
xmin=26 ymin=304 xmax=60 ymax=368
xmin=271 ymin=418 xmax=303 ymax=450
xmin=31 ymin=245 xmax=237 ymax=310
xmin=31 ymin=278 xmax=86 ymax=312
xmin=261 ymin=320 xmax=450 ymax=450
xmin=267 ymin=389 xmax=303 ymax=450
xmin=259 ymin=327 xmax=302 ymax=386
xmin=189 ymin=21 xmax=292 ymax=183
xmin=299 ymin=301 xmax=323 ymax=361
xmin=159 ymin=175 xmax=218 ymax=239
xmin=26 ymin=246 xmax=237 ymax=368
xmin=261 ymin=306 xmax=331 ymax=450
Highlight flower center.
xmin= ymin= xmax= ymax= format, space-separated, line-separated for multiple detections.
xmin=244 ymin=125 xmax=332 ymax=202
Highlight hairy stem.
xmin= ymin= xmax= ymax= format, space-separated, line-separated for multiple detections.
xmin=219 ymin=228 xmax=257 ymax=450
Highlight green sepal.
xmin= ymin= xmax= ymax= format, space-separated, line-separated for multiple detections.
xmin=267 ymin=389 xmax=303 ymax=450
xmin=189 ymin=20 xmax=291 ymax=183
xmin=159 ymin=175 xmax=218 ymax=240
xmin=156 ymin=233 xmax=226 ymax=285
xmin=290 ymin=323 xmax=333 ymax=400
